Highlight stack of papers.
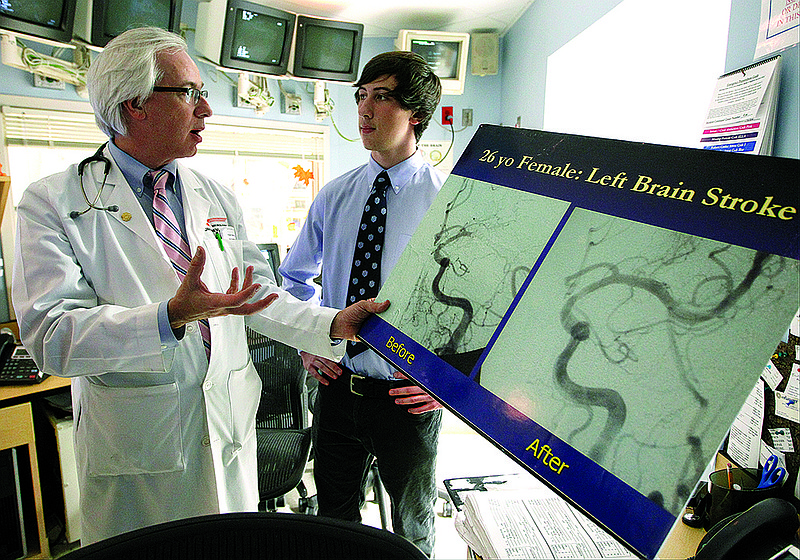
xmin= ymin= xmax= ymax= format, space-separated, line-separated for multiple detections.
xmin=455 ymin=485 xmax=636 ymax=559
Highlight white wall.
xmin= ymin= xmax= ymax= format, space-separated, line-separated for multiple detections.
xmin=501 ymin=0 xmax=799 ymax=158
xmin=1 ymin=0 xmax=795 ymax=177
xmin=543 ymin=0 xmax=730 ymax=148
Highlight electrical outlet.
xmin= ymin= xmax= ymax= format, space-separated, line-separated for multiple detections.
xmin=441 ymin=106 xmax=453 ymax=126
xmin=236 ymin=95 xmax=255 ymax=109
xmin=282 ymin=92 xmax=302 ymax=115
xmin=34 ymin=74 xmax=65 ymax=90
xmin=462 ymin=108 xmax=473 ymax=127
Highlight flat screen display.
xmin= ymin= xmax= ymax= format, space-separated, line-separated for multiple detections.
xmin=410 ymin=39 xmax=460 ymax=79
xmin=256 ymin=243 xmax=281 ymax=285
xmin=229 ymin=8 xmax=289 ymax=65
xmin=301 ymin=24 xmax=356 ymax=73
xmin=0 ymin=0 xmax=64 ymax=29
xmin=101 ymin=0 xmax=172 ymax=38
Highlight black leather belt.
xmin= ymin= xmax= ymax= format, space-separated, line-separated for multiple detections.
xmin=333 ymin=367 xmax=410 ymax=398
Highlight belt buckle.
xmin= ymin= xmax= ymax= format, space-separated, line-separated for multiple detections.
xmin=349 ymin=373 xmax=365 ymax=396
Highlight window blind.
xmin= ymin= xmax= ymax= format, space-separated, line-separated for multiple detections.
xmin=2 ymin=106 xmax=325 ymax=160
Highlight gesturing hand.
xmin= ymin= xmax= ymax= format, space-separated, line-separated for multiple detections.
xmin=167 ymin=246 xmax=278 ymax=328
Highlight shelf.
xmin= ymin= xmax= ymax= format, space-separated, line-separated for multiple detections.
xmin=0 ymin=402 xmax=50 ymax=558
xmin=0 ymin=175 xmax=9 ymax=227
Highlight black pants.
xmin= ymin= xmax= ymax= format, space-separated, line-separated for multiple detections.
xmin=313 ymin=369 xmax=442 ymax=557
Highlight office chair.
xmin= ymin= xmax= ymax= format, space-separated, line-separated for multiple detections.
xmin=247 ymin=327 xmax=314 ymax=513
xmin=59 ymin=512 xmax=428 ymax=559
xmin=367 ymin=457 xmax=390 ymax=530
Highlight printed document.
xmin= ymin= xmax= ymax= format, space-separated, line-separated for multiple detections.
xmin=458 ymin=488 xmax=635 ymax=559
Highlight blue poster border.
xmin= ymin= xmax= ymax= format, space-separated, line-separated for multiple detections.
xmin=360 ymin=315 xmax=672 ymax=559
xmin=456 ymin=125 xmax=798 ymax=260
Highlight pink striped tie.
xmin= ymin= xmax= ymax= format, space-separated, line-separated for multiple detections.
xmin=148 ymin=169 xmax=211 ymax=359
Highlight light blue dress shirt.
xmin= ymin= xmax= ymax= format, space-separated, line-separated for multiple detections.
xmin=280 ymin=150 xmax=445 ymax=379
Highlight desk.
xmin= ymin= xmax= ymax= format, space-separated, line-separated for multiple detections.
xmin=0 ymin=375 xmax=71 ymax=404
xmin=657 ymin=453 xmax=742 ymax=559
xmin=0 ymin=376 xmax=71 ymax=558
xmin=445 ymin=471 xmax=709 ymax=559
xmin=657 ymin=521 xmax=704 ymax=559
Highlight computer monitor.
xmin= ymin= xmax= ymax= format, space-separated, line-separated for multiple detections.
xmin=73 ymin=0 xmax=183 ymax=48
xmin=290 ymin=15 xmax=363 ymax=83
xmin=195 ymin=0 xmax=295 ymax=77
xmin=0 ymin=0 xmax=77 ymax=45
xmin=256 ymin=243 xmax=282 ymax=286
xmin=396 ymin=29 xmax=470 ymax=95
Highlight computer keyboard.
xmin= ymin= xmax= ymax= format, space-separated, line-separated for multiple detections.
xmin=0 ymin=346 xmax=47 ymax=385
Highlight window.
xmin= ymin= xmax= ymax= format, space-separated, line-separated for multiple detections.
xmin=1 ymin=101 xmax=328 ymax=254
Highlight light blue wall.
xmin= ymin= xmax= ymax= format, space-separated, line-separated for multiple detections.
xmin=0 ymin=0 xmax=502 ymax=180
xmin=500 ymin=0 xmax=798 ymax=159
xmin=725 ymin=0 xmax=799 ymax=158
xmin=1 ymin=0 xmax=795 ymax=178
xmin=499 ymin=0 xmax=623 ymax=131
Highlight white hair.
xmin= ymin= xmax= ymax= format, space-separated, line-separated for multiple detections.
xmin=86 ymin=27 xmax=188 ymax=138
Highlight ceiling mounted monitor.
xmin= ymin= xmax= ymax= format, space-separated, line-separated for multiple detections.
xmin=73 ymin=0 xmax=183 ymax=48
xmin=195 ymin=0 xmax=295 ymax=77
xmin=0 ymin=0 xmax=77 ymax=45
xmin=290 ymin=15 xmax=363 ymax=83
xmin=396 ymin=29 xmax=470 ymax=95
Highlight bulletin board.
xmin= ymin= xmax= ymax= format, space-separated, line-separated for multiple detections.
xmin=758 ymin=332 xmax=798 ymax=499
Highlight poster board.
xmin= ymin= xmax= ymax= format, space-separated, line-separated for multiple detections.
xmin=359 ymin=125 xmax=799 ymax=559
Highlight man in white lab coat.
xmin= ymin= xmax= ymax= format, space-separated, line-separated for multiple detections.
xmin=11 ymin=27 xmax=386 ymax=546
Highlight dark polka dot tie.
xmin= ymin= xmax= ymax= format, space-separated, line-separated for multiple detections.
xmin=346 ymin=171 xmax=389 ymax=357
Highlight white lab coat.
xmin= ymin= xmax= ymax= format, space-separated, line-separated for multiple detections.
xmin=11 ymin=146 xmax=344 ymax=544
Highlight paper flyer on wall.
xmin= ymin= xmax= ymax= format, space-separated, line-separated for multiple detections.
xmin=725 ymin=378 xmax=765 ymax=469
xmin=698 ymin=55 xmax=781 ymax=155
xmin=755 ymin=0 xmax=799 ymax=59
xmin=358 ymin=125 xmax=799 ymax=559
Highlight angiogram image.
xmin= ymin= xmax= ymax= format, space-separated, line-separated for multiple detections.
xmin=377 ymin=176 xmax=570 ymax=376
xmin=482 ymin=209 xmax=799 ymax=515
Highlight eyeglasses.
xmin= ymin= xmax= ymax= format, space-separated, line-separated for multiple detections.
xmin=152 ymin=86 xmax=209 ymax=105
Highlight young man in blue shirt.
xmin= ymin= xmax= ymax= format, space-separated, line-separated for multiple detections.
xmin=280 ymin=51 xmax=445 ymax=556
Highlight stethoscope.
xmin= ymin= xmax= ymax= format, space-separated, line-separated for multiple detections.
xmin=70 ymin=143 xmax=120 ymax=219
